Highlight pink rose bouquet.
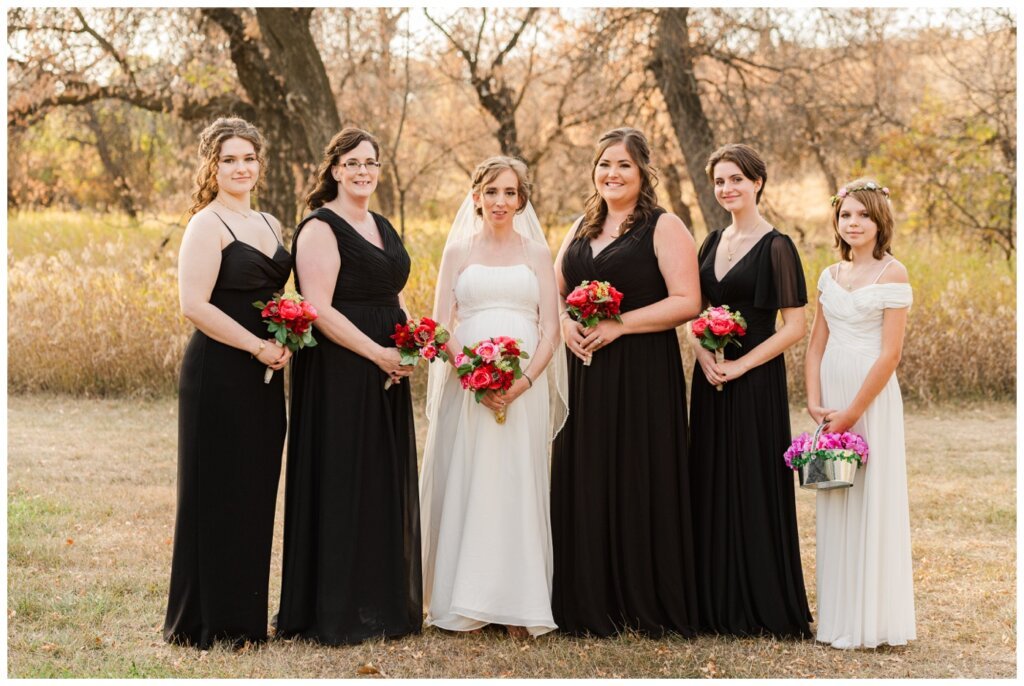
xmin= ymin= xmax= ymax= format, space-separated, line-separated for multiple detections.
xmin=253 ymin=291 xmax=318 ymax=383
xmin=455 ymin=336 xmax=530 ymax=424
xmin=565 ymin=280 xmax=624 ymax=366
xmin=691 ymin=304 xmax=747 ymax=391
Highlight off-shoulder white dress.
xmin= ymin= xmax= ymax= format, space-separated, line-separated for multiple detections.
xmin=814 ymin=263 xmax=916 ymax=649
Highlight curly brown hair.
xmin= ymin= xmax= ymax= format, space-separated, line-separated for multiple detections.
xmin=471 ymin=156 xmax=531 ymax=217
xmin=576 ymin=127 xmax=661 ymax=241
xmin=305 ymin=128 xmax=381 ymax=210
xmin=187 ymin=117 xmax=266 ymax=218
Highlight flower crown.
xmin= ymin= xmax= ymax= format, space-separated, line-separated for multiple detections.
xmin=830 ymin=181 xmax=891 ymax=207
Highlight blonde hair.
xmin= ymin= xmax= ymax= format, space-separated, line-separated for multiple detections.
xmin=831 ymin=177 xmax=895 ymax=261
xmin=187 ymin=117 xmax=265 ymax=217
xmin=471 ymin=156 xmax=531 ymax=216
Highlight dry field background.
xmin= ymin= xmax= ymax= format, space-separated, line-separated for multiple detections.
xmin=7 ymin=395 xmax=1015 ymax=678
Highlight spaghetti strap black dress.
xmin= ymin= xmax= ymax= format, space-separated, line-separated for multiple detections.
xmin=276 ymin=208 xmax=422 ymax=645
xmin=164 ymin=212 xmax=292 ymax=649
xmin=550 ymin=209 xmax=699 ymax=637
xmin=689 ymin=227 xmax=813 ymax=639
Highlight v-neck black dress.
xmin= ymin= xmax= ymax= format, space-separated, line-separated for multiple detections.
xmin=276 ymin=208 xmax=422 ymax=645
xmin=165 ymin=212 xmax=292 ymax=649
xmin=689 ymin=227 xmax=813 ymax=638
xmin=550 ymin=209 xmax=699 ymax=637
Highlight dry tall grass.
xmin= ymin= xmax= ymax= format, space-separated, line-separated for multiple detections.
xmin=6 ymin=395 xmax=1015 ymax=678
xmin=6 ymin=211 xmax=1015 ymax=401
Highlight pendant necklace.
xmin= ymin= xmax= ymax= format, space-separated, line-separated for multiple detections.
xmin=726 ymin=219 xmax=765 ymax=261
xmin=216 ymin=198 xmax=253 ymax=219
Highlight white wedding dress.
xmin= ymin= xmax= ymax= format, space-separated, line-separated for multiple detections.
xmin=419 ymin=263 xmax=557 ymax=636
xmin=814 ymin=264 xmax=916 ymax=649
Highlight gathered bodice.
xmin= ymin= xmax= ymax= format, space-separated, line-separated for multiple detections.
xmin=293 ymin=207 xmax=410 ymax=309
xmin=455 ymin=263 xmax=540 ymax=323
xmin=819 ymin=268 xmax=913 ymax=357
xmin=697 ymin=228 xmax=807 ymax=349
xmin=560 ymin=209 xmax=668 ymax=313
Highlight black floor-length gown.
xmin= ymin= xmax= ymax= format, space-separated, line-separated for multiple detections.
xmin=165 ymin=212 xmax=291 ymax=649
xmin=276 ymin=207 xmax=422 ymax=645
xmin=551 ymin=209 xmax=699 ymax=637
xmin=689 ymin=227 xmax=813 ymax=639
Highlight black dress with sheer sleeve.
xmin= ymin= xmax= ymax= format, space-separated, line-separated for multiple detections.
xmin=689 ymin=227 xmax=813 ymax=638
xmin=164 ymin=212 xmax=292 ymax=649
xmin=550 ymin=209 xmax=699 ymax=637
xmin=276 ymin=207 xmax=422 ymax=645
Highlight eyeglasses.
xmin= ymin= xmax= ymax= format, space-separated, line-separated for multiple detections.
xmin=340 ymin=160 xmax=382 ymax=172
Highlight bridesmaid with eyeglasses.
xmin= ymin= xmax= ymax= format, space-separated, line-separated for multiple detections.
xmin=276 ymin=128 xmax=422 ymax=645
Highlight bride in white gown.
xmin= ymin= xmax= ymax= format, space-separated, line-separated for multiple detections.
xmin=420 ymin=157 xmax=568 ymax=638
xmin=805 ymin=179 xmax=916 ymax=649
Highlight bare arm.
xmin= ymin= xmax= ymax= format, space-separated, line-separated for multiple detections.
xmin=826 ymin=263 xmax=911 ymax=433
xmin=295 ymin=218 xmax=411 ymax=382
xmin=554 ymin=217 xmax=588 ymax=362
xmin=717 ymin=306 xmax=806 ymax=382
xmin=431 ymin=239 xmax=468 ymax=369
xmin=580 ymin=213 xmax=701 ymax=352
xmin=178 ymin=212 xmax=288 ymax=368
xmin=804 ymin=288 xmax=832 ymax=424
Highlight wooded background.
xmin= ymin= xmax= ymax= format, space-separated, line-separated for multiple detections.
xmin=7 ymin=7 xmax=1016 ymax=256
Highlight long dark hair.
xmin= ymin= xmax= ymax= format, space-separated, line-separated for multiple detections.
xmin=576 ymin=127 xmax=661 ymax=240
xmin=305 ymin=127 xmax=381 ymax=209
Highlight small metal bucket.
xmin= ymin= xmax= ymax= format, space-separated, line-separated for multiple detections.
xmin=798 ymin=422 xmax=860 ymax=491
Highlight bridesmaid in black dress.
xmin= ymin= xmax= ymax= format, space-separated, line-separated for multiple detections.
xmin=276 ymin=128 xmax=421 ymax=645
xmin=551 ymin=127 xmax=702 ymax=637
xmin=688 ymin=143 xmax=813 ymax=638
xmin=165 ymin=118 xmax=292 ymax=648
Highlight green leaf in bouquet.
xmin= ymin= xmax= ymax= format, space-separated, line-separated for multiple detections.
xmin=399 ymin=351 xmax=421 ymax=366
xmin=474 ymin=389 xmax=487 ymax=403
xmin=520 ymin=350 xmax=530 ymax=359
xmin=253 ymin=300 xmax=267 ymax=310
xmin=275 ymin=328 xmax=287 ymax=344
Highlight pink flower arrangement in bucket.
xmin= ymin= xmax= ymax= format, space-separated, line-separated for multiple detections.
xmin=785 ymin=423 xmax=869 ymax=490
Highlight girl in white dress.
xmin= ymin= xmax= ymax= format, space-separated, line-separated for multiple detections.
xmin=804 ymin=178 xmax=916 ymax=649
xmin=419 ymin=157 xmax=568 ymax=639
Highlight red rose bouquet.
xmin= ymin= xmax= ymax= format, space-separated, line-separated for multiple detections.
xmin=691 ymin=304 xmax=746 ymax=391
xmin=565 ymin=280 xmax=623 ymax=366
xmin=386 ymin=316 xmax=451 ymax=389
xmin=252 ymin=291 xmax=318 ymax=383
xmin=454 ymin=336 xmax=530 ymax=424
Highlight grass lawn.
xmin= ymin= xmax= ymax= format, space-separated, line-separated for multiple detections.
xmin=6 ymin=395 xmax=1015 ymax=678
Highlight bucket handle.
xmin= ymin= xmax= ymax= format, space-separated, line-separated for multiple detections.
xmin=811 ymin=420 xmax=830 ymax=452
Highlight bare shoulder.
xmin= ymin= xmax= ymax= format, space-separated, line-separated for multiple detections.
xmin=654 ymin=211 xmax=695 ymax=245
xmin=526 ymin=238 xmax=555 ymax=262
xmin=260 ymin=212 xmax=285 ymax=240
xmin=877 ymin=258 xmax=909 ymax=284
xmin=296 ymin=217 xmax=333 ymax=244
xmin=183 ymin=207 xmax=227 ymax=246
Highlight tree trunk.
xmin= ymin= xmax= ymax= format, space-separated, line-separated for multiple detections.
xmin=82 ymin=104 xmax=139 ymax=220
xmin=659 ymin=161 xmax=694 ymax=233
xmin=203 ymin=8 xmax=343 ymax=238
xmin=648 ymin=8 xmax=730 ymax=232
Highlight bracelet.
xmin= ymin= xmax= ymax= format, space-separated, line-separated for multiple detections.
xmin=251 ymin=340 xmax=266 ymax=358
xmin=524 ymin=373 xmax=533 ymax=388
